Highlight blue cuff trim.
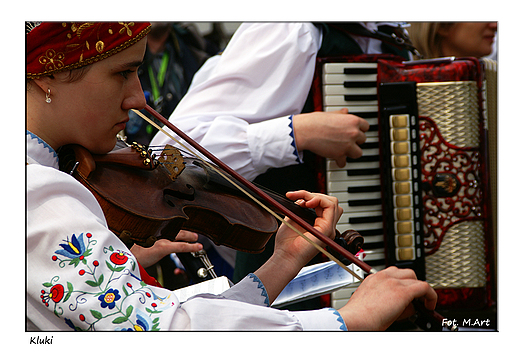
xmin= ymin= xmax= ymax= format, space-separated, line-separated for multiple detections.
xmin=288 ymin=115 xmax=302 ymax=163
xmin=26 ymin=130 xmax=57 ymax=159
xmin=247 ymin=273 xmax=269 ymax=306
xmin=329 ymin=308 xmax=347 ymax=331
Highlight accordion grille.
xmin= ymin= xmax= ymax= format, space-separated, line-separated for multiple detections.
xmin=417 ymin=81 xmax=480 ymax=148
xmin=425 ymin=221 xmax=487 ymax=288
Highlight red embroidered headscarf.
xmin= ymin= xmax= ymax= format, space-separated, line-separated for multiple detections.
xmin=26 ymin=22 xmax=151 ymax=79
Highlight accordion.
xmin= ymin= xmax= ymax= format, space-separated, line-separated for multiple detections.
xmin=311 ymin=55 xmax=496 ymax=310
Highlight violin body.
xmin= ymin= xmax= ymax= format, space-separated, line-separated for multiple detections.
xmin=59 ymin=143 xmax=279 ymax=252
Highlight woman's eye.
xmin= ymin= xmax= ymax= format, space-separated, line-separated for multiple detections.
xmin=119 ymin=70 xmax=133 ymax=79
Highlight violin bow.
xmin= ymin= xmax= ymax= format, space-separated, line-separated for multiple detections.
xmin=134 ymin=104 xmax=452 ymax=331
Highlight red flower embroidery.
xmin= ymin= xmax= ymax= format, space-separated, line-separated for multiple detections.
xmin=41 ymin=284 xmax=65 ymax=306
xmin=50 ymin=284 xmax=64 ymax=302
xmin=110 ymin=251 xmax=128 ymax=265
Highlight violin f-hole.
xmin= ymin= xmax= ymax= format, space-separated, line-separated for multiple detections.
xmin=163 ymin=185 xmax=196 ymax=206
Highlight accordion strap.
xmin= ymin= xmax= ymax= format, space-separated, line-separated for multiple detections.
xmin=329 ymin=23 xmax=422 ymax=58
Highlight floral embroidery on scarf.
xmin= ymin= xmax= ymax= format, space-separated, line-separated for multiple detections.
xmin=41 ymin=232 xmax=173 ymax=331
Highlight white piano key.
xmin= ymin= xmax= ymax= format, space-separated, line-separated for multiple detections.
xmin=323 ymin=85 xmax=378 ymax=95
xmin=361 ymin=248 xmax=386 ymax=262
xmin=327 ymin=177 xmax=381 ymax=190
xmin=347 ymin=160 xmax=380 ymax=170
xmin=362 ymin=234 xmax=385 ymax=244
xmin=323 ymin=73 xmax=378 ymax=84
xmin=337 ymin=191 xmax=382 ymax=201
xmin=326 ymin=157 xmax=380 ymax=170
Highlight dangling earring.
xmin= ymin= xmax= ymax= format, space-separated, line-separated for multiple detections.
xmin=45 ymin=88 xmax=51 ymax=104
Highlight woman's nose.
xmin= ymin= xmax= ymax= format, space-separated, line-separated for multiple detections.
xmin=122 ymin=76 xmax=147 ymax=111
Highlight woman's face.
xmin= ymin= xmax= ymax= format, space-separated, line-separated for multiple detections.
xmin=438 ymin=22 xmax=497 ymax=58
xmin=47 ymin=38 xmax=147 ymax=154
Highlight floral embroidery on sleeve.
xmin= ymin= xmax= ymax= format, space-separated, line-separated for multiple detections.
xmin=40 ymin=232 xmax=175 ymax=331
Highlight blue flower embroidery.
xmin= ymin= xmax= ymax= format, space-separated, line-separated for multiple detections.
xmin=98 ymin=288 xmax=121 ymax=309
xmin=116 ymin=309 xmax=153 ymax=331
xmin=55 ymin=233 xmax=86 ymax=259
xmin=134 ymin=309 xmax=152 ymax=331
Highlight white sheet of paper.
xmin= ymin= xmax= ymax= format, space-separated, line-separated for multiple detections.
xmin=271 ymin=261 xmax=363 ymax=307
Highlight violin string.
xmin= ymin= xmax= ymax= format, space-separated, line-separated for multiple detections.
xmin=131 ymin=109 xmax=364 ymax=282
xmin=148 ymin=145 xmax=198 ymax=159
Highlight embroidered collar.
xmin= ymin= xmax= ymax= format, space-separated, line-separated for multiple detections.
xmin=26 ymin=131 xmax=59 ymax=169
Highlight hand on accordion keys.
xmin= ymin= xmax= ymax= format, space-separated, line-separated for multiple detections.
xmin=337 ymin=266 xmax=438 ymax=331
xmin=292 ymin=108 xmax=370 ymax=167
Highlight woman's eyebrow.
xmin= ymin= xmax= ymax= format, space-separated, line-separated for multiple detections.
xmin=116 ymin=60 xmax=144 ymax=70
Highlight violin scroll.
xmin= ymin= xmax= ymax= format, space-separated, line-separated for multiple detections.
xmin=328 ymin=229 xmax=364 ymax=266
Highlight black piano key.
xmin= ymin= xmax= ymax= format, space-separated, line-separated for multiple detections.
xmin=362 ymin=242 xmax=385 ymax=250
xmin=360 ymin=142 xmax=379 ymax=149
xmin=348 ymin=198 xmax=382 ymax=207
xmin=343 ymin=81 xmax=377 ymax=88
xmin=357 ymin=229 xmax=383 ymax=237
xmin=364 ymin=259 xmax=387 ymax=267
xmin=348 ymin=215 xmax=383 ymax=224
xmin=347 ymin=168 xmax=380 ymax=177
xmin=347 ymin=154 xmax=380 ymax=163
xmin=343 ymin=68 xmax=377 ymax=75
xmin=347 ymin=185 xmax=381 ymax=193
xmin=368 ymin=124 xmax=379 ymax=132
xmin=352 ymin=112 xmax=378 ymax=119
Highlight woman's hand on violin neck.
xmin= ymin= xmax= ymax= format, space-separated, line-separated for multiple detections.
xmin=130 ymin=231 xmax=203 ymax=268
xmin=337 ymin=267 xmax=438 ymax=331
xmin=274 ymin=191 xmax=343 ymax=269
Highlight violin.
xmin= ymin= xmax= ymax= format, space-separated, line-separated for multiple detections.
xmin=59 ymin=142 xmax=277 ymax=251
xmin=59 ymin=104 xmax=452 ymax=331
xmin=59 ymin=141 xmax=362 ymax=256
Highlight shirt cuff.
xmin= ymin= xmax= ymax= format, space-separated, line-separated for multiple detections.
xmin=288 ymin=115 xmax=303 ymax=163
xmin=247 ymin=115 xmax=302 ymax=172
xmin=220 ymin=273 xmax=270 ymax=307
xmin=291 ymin=308 xmax=348 ymax=331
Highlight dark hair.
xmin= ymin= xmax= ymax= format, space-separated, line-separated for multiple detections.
xmin=26 ymin=65 xmax=91 ymax=91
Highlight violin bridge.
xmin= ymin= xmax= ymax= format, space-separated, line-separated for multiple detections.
xmin=158 ymin=144 xmax=186 ymax=180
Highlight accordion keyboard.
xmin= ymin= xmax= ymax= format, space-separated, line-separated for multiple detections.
xmin=322 ymin=62 xmax=426 ymax=309
xmin=323 ymin=62 xmax=386 ymax=272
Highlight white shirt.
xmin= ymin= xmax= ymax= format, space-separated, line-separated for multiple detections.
xmin=152 ymin=23 xmax=321 ymax=181
xmin=151 ymin=22 xmax=394 ymax=181
xmin=26 ymin=131 xmax=346 ymax=331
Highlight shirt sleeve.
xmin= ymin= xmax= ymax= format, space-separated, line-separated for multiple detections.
xmin=26 ymin=165 xmax=345 ymax=331
xmin=171 ymin=297 xmax=347 ymax=330
xmin=151 ymin=22 xmax=322 ymax=181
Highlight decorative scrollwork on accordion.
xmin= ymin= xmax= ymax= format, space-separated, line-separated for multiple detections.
xmin=420 ymin=116 xmax=484 ymax=256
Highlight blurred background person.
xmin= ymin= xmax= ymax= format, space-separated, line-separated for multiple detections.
xmin=124 ymin=22 xmax=222 ymax=145
xmin=408 ymin=22 xmax=497 ymax=59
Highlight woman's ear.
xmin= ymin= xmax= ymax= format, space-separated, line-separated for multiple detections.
xmin=31 ymin=75 xmax=55 ymax=94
